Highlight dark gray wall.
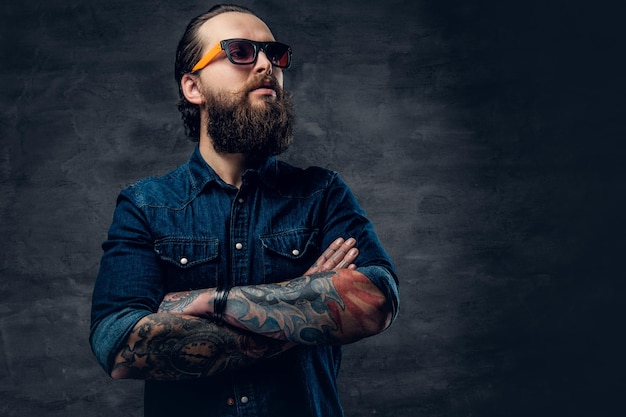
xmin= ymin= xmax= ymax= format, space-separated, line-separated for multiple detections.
xmin=1 ymin=0 xmax=623 ymax=416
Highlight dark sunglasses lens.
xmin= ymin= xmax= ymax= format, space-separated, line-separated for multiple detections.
xmin=266 ymin=43 xmax=291 ymax=68
xmin=226 ymin=41 xmax=256 ymax=63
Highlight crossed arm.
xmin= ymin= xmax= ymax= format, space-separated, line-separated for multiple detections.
xmin=111 ymin=238 xmax=393 ymax=380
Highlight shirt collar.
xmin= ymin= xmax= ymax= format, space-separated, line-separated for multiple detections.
xmin=186 ymin=145 xmax=219 ymax=192
xmin=186 ymin=145 xmax=278 ymax=191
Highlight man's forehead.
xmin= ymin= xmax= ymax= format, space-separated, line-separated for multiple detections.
xmin=199 ymin=12 xmax=275 ymax=46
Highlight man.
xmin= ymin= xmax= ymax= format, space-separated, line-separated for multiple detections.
xmin=90 ymin=4 xmax=399 ymax=416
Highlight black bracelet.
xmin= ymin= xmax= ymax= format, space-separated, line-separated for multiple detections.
xmin=213 ymin=287 xmax=230 ymax=326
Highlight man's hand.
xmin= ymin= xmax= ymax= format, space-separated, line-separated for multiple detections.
xmin=304 ymin=237 xmax=359 ymax=275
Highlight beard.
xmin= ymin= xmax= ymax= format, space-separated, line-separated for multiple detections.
xmin=202 ymin=76 xmax=295 ymax=162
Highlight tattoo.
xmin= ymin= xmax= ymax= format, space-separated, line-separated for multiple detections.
xmin=158 ymin=290 xmax=204 ymax=313
xmin=113 ymin=314 xmax=289 ymax=380
xmin=228 ymin=272 xmax=345 ymax=345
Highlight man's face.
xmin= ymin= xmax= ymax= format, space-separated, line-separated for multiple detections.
xmin=196 ymin=12 xmax=285 ymax=108
xmin=194 ymin=12 xmax=293 ymax=159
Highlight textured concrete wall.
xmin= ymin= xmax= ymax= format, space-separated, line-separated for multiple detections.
xmin=0 ymin=0 xmax=623 ymax=416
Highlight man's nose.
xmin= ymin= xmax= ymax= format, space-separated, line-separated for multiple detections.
xmin=254 ymin=50 xmax=272 ymax=75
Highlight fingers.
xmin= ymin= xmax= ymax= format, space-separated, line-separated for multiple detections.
xmin=330 ymin=241 xmax=358 ymax=271
xmin=320 ymin=237 xmax=346 ymax=262
xmin=305 ymin=237 xmax=359 ymax=275
xmin=306 ymin=237 xmax=346 ymax=274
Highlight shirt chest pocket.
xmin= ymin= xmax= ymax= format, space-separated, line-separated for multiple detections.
xmin=259 ymin=228 xmax=319 ymax=283
xmin=154 ymin=238 xmax=220 ymax=291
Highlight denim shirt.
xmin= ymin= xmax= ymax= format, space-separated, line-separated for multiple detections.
xmin=90 ymin=146 xmax=399 ymax=417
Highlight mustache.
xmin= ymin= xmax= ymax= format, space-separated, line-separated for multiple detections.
xmin=244 ymin=75 xmax=283 ymax=97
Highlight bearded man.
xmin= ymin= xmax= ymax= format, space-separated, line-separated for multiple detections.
xmin=90 ymin=4 xmax=399 ymax=417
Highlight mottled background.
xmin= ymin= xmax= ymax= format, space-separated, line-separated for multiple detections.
xmin=1 ymin=0 xmax=623 ymax=416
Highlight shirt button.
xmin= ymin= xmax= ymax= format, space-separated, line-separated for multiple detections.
xmin=226 ymin=397 xmax=235 ymax=406
xmin=291 ymin=249 xmax=300 ymax=256
xmin=235 ymin=242 xmax=243 ymax=250
xmin=238 ymin=197 xmax=245 ymax=204
xmin=180 ymin=257 xmax=188 ymax=265
xmin=240 ymin=396 xmax=249 ymax=404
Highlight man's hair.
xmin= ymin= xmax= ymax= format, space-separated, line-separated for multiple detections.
xmin=175 ymin=4 xmax=256 ymax=140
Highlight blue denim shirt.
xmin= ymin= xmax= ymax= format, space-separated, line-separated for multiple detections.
xmin=90 ymin=146 xmax=399 ymax=417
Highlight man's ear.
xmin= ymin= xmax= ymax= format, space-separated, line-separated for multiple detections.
xmin=181 ymin=74 xmax=204 ymax=105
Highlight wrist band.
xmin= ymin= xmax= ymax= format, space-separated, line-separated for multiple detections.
xmin=213 ymin=287 xmax=230 ymax=325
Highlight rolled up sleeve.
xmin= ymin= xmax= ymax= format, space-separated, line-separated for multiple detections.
xmin=89 ymin=190 xmax=165 ymax=374
xmin=322 ymin=173 xmax=400 ymax=321
xmin=356 ymin=265 xmax=400 ymax=322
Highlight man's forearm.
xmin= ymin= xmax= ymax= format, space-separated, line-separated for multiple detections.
xmin=226 ymin=269 xmax=392 ymax=344
xmin=110 ymin=312 xmax=292 ymax=380
xmin=160 ymin=269 xmax=392 ymax=345
xmin=109 ymin=238 xmax=361 ymax=380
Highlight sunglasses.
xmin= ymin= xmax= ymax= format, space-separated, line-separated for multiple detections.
xmin=191 ymin=38 xmax=292 ymax=72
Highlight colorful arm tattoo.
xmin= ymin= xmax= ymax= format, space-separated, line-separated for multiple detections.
xmin=225 ymin=270 xmax=389 ymax=345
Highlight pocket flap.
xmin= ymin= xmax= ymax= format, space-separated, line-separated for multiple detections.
xmin=154 ymin=238 xmax=219 ymax=269
xmin=260 ymin=229 xmax=318 ymax=259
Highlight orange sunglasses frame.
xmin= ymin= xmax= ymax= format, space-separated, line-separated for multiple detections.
xmin=191 ymin=41 xmax=225 ymax=72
